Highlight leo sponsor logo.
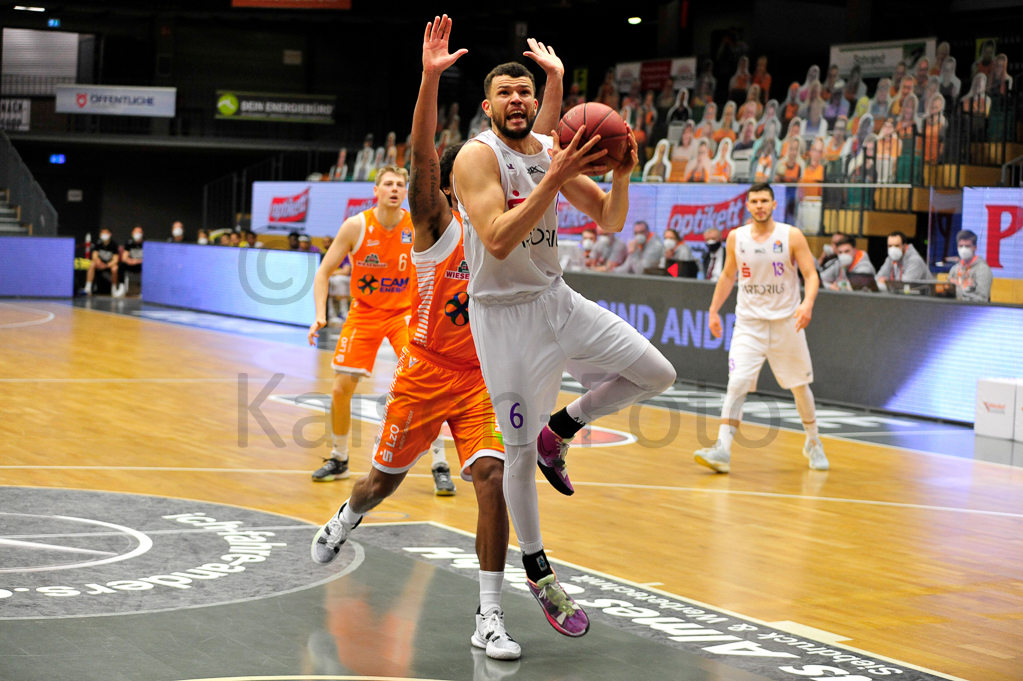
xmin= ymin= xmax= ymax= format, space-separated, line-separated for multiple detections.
xmin=667 ymin=193 xmax=748 ymax=240
xmin=357 ymin=253 xmax=387 ymax=268
xmin=983 ymin=401 xmax=1007 ymax=414
xmin=444 ymin=260 xmax=471 ymax=280
xmin=268 ymin=188 xmax=309 ymax=223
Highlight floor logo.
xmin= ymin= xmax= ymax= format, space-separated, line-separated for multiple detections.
xmin=0 ymin=488 xmax=360 ymax=619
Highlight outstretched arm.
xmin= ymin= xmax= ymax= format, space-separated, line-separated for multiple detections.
xmin=525 ymin=38 xmax=564 ymax=138
xmin=409 ymin=14 xmax=466 ymax=251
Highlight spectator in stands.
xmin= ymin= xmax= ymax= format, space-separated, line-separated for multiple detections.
xmin=196 ymin=229 xmax=209 ymax=245
xmin=713 ymin=102 xmax=738 ymax=143
xmin=938 ymin=57 xmax=961 ymax=113
xmin=735 ymin=119 xmax=757 ymax=151
xmin=752 ymin=55 xmax=771 ymax=102
xmin=821 ymin=234 xmax=877 ymax=290
xmin=799 ymin=65 xmax=821 ymax=102
xmin=799 ymin=81 xmax=824 ymax=120
xmin=288 ymin=231 xmax=301 ymax=251
xmin=889 ymin=77 xmax=916 ymax=118
xmin=798 ymin=138 xmax=825 ymax=197
xmin=693 ymin=59 xmax=717 ymax=110
xmin=842 ymin=113 xmax=873 ymax=157
xmin=775 ymin=137 xmax=804 ymax=182
xmin=923 ymin=94 xmax=947 ymax=164
xmin=657 ymin=79 xmax=677 ymax=112
xmin=781 ymin=118 xmax=803 ymax=158
xmin=595 ymin=68 xmax=619 ymax=110
xmin=801 ymin=100 xmax=828 ymax=143
xmin=228 ymin=231 xmax=241 ymax=247
xmin=331 ymin=148 xmax=348 ymax=180
xmin=875 ymin=118 xmax=902 ymax=183
xmin=751 ymin=117 xmax=781 ymax=160
xmin=709 ymin=138 xmax=735 ymax=182
xmin=757 ymin=99 xmax=781 ymax=137
xmin=298 ymin=235 xmax=319 ymax=253
xmin=821 ymin=64 xmax=843 ymax=101
xmin=694 ymin=102 xmax=718 ymax=141
xmin=683 ymin=140 xmax=713 ymax=182
xmin=642 ymin=139 xmax=672 ymax=182
xmin=729 ymin=56 xmax=752 ymax=103
xmin=591 ymin=226 xmax=628 ymax=271
xmin=824 ymin=82 xmax=850 ymax=125
xmin=217 ymin=234 xmax=231 ymax=246
xmin=670 ymin=120 xmax=698 ymax=181
xmin=467 ymin=103 xmax=489 ymax=139
xmin=931 ymin=42 xmax=951 ymax=76
xmin=563 ymin=227 xmax=598 ymax=272
xmin=666 ymin=88 xmax=691 ymax=125
xmin=739 ymin=84 xmax=763 ymax=122
xmin=849 ymin=94 xmax=871 ymax=133
xmin=114 ymin=226 xmax=144 ymax=297
xmin=948 ymin=229 xmax=993 ymax=302
xmin=868 ymin=79 xmax=891 ymax=122
xmin=823 ymin=115 xmax=847 ymax=167
xmin=752 ymin=142 xmax=776 ymax=182
xmin=660 ymin=228 xmax=694 ymax=268
xmin=843 ymin=64 xmax=868 ymax=103
xmin=327 ymin=246 xmax=353 ymax=323
xmin=85 ymin=228 xmax=119 ymax=296
xmin=817 ymin=232 xmax=845 ymax=270
xmin=167 ymin=221 xmax=185 ymax=243
xmin=641 ymin=90 xmax=659 ymax=145
xmin=962 ymin=73 xmax=992 ymax=120
xmin=895 ymin=96 xmax=918 ymax=137
xmin=848 ymin=133 xmax=878 ymax=183
xmin=700 ymin=228 xmax=725 ymax=281
xmin=920 ymin=76 xmax=941 ymax=115
xmin=352 ymin=134 xmax=374 ymax=181
xmin=616 ymin=221 xmax=664 ymax=275
xmin=913 ymin=58 xmax=930 ymax=100
xmin=889 ymin=63 xmax=907 ymax=98
xmin=972 ymin=39 xmax=996 ymax=79
xmin=877 ymin=231 xmax=933 ymax=286
xmin=988 ymin=54 xmax=1012 ymax=96
xmin=244 ymin=230 xmax=263 ymax=248
xmin=781 ymin=82 xmax=801 ymax=128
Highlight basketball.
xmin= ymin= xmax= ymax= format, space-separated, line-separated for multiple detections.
xmin=556 ymin=102 xmax=631 ymax=168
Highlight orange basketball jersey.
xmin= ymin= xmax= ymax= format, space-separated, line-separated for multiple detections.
xmin=349 ymin=208 xmax=415 ymax=311
xmin=408 ymin=214 xmax=478 ymax=368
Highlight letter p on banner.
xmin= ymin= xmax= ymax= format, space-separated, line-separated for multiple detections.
xmin=984 ymin=204 xmax=1023 ymax=269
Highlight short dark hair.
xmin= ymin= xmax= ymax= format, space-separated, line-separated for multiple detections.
xmin=748 ymin=182 xmax=774 ymax=199
xmin=288 ymin=231 xmax=300 ymax=239
xmin=889 ymin=231 xmax=908 ymax=245
xmin=484 ymin=62 xmax=536 ymax=98
xmin=956 ymin=229 xmax=978 ymax=245
xmin=837 ymin=234 xmax=857 ymax=248
xmin=440 ymin=141 xmax=465 ymax=192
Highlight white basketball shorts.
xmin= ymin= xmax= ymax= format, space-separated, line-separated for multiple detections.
xmin=728 ymin=316 xmax=814 ymax=392
xmin=469 ymin=277 xmax=650 ymax=446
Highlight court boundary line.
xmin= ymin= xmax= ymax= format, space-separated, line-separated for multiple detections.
xmin=367 ymin=520 xmax=969 ymax=681
xmin=0 ymin=302 xmax=56 ymax=329
xmin=3 ymin=470 xmax=1020 ymax=518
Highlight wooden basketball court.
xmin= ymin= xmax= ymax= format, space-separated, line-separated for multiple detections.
xmin=1 ymin=300 xmax=1021 ymax=681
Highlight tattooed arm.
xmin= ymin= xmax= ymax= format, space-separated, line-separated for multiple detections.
xmin=409 ymin=14 xmax=467 ymax=251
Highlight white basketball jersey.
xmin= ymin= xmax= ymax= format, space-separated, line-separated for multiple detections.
xmin=457 ymin=130 xmax=561 ymax=302
xmin=733 ymin=222 xmax=802 ymax=320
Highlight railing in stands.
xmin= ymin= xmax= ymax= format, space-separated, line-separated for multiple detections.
xmin=0 ymin=131 xmax=58 ymax=236
xmin=1003 ymin=154 xmax=1023 ymax=188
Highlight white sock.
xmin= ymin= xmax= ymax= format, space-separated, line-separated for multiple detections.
xmin=431 ymin=436 xmax=447 ymax=468
xmin=803 ymin=420 xmax=820 ymax=444
xmin=479 ymin=570 xmax=504 ymax=615
xmin=331 ymin=433 xmax=349 ymax=461
xmin=718 ymin=424 xmax=736 ymax=449
xmin=339 ymin=498 xmax=363 ymax=525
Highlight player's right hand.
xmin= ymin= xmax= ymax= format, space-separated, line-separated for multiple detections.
xmin=422 ymin=14 xmax=468 ymax=74
xmin=548 ymin=125 xmax=608 ymax=186
xmin=308 ymin=318 xmax=326 ymax=346
xmin=708 ymin=310 xmax=723 ymax=338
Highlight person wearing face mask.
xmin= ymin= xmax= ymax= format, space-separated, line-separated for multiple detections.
xmin=196 ymin=229 xmax=210 ymax=245
xmin=659 ymin=228 xmax=694 ymax=270
xmin=817 ymin=232 xmax=845 ymax=270
xmin=561 ymin=227 xmax=599 ymax=272
xmin=590 ymin=226 xmax=628 ymax=271
xmin=946 ymin=230 xmax=992 ymax=302
xmin=615 ymin=221 xmax=664 ymax=274
xmin=167 ymin=221 xmax=186 ymax=243
xmin=699 ymin=228 xmax=725 ymax=282
xmin=85 ymin=228 xmax=119 ymax=296
xmin=876 ymin=231 xmax=933 ymax=289
xmin=820 ymin=235 xmax=876 ymax=290
xmin=117 ymin=226 xmax=145 ymax=297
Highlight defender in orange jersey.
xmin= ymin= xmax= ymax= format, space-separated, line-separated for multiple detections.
xmin=311 ymin=15 xmax=567 ymax=661
xmin=308 ymin=166 xmax=454 ymax=492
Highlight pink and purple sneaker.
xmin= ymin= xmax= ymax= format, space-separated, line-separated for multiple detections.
xmin=527 ymin=573 xmax=590 ymax=637
xmin=537 ymin=425 xmax=574 ymax=496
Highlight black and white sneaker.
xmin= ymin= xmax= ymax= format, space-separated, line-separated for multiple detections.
xmin=312 ymin=457 xmax=349 ymax=482
xmin=471 ymin=606 xmax=521 ymax=660
xmin=310 ymin=503 xmax=362 ymax=565
xmin=432 ymin=462 xmax=456 ymax=496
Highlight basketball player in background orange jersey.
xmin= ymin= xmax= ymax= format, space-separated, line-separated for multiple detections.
xmin=311 ymin=16 xmax=565 ymax=660
xmin=308 ymin=166 xmax=455 ymax=494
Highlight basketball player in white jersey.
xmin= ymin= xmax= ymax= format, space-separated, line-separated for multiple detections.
xmin=453 ymin=61 xmax=677 ymax=637
xmin=693 ymin=183 xmax=829 ymax=473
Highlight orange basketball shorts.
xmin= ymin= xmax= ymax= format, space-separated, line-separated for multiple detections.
xmin=332 ymin=301 xmax=410 ymax=377
xmin=373 ymin=347 xmax=504 ymax=481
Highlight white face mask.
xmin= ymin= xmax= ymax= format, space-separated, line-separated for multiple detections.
xmin=581 ymin=238 xmax=595 ymax=251
xmin=958 ymin=246 xmax=975 ymax=261
xmin=634 ymin=233 xmax=648 ymax=245
xmin=888 ymin=246 xmax=904 ymax=261
xmin=172 ymin=227 xmax=184 ymax=238
xmin=197 ymin=237 xmax=209 ymax=245
xmin=132 ymin=232 xmax=143 ymax=242
xmin=598 ymin=234 xmax=611 ymax=245
xmin=664 ymin=238 xmax=678 ymax=250
xmin=100 ymin=234 xmax=110 ymax=243
xmin=838 ymin=252 xmax=854 ymax=267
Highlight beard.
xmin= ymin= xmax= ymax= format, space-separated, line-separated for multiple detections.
xmin=494 ymin=108 xmax=535 ymax=140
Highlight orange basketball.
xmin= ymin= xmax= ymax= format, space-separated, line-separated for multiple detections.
xmin=556 ymin=102 xmax=630 ymax=168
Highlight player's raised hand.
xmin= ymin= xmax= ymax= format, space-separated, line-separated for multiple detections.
xmin=423 ymin=14 xmax=468 ymax=74
xmin=548 ymin=125 xmax=609 ymax=186
xmin=793 ymin=301 xmax=813 ymax=331
xmin=523 ymin=38 xmax=564 ymax=77
xmin=307 ymin=317 xmax=326 ymax=346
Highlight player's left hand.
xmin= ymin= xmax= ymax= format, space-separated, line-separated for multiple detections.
xmin=523 ymin=38 xmax=564 ymax=77
xmin=617 ymin=124 xmax=640 ymax=177
xmin=793 ymin=302 xmax=813 ymax=331
xmin=422 ymin=14 xmax=468 ymax=74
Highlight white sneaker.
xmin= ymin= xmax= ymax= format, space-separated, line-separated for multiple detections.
xmin=694 ymin=440 xmax=731 ymax=473
xmin=310 ymin=503 xmax=361 ymax=565
xmin=112 ymin=283 xmax=126 ymax=298
xmin=471 ymin=607 xmax=521 ymax=660
xmin=804 ymin=440 xmax=829 ymax=471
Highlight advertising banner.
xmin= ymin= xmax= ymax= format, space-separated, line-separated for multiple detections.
xmin=0 ymin=98 xmax=31 ymax=131
xmin=251 ymin=182 xmax=408 ymax=236
xmin=962 ymin=188 xmax=1023 ymax=279
xmin=615 ymin=57 xmax=697 ymax=93
xmin=55 ymin=85 xmax=177 ymax=117
xmin=829 ymin=38 xmax=936 ymax=79
xmin=0 ymin=236 xmax=74 ymax=297
xmin=231 ymin=0 xmax=350 ymax=7
xmin=216 ymin=91 xmax=335 ymax=123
